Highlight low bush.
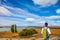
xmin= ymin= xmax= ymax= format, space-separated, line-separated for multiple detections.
xmin=19 ymin=28 xmax=37 ymax=37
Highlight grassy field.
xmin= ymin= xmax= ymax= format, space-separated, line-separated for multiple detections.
xmin=0 ymin=27 xmax=60 ymax=38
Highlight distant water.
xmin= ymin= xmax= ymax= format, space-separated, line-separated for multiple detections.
xmin=0 ymin=27 xmax=25 ymax=32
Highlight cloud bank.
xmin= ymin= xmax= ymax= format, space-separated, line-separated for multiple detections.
xmin=0 ymin=6 xmax=12 ymax=16
xmin=32 ymin=0 xmax=58 ymax=7
xmin=0 ymin=5 xmax=60 ymax=26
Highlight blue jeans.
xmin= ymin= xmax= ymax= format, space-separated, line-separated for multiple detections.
xmin=44 ymin=36 xmax=49 ymax=40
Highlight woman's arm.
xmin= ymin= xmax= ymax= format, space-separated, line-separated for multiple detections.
xmin=41 ymin=28 xmax=44 ymax=34
xmin=48 ymin=28 xmax=51 ymax=34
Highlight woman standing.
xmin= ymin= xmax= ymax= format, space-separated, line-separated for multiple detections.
xmin=41 ymin=22 xmax=51 ymax=40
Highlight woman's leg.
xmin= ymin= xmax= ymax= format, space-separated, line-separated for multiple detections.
xmin=44 ymin=36 xmax=49 ymax=40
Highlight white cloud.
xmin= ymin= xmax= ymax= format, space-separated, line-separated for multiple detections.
xmin=32 ymin=0 xmax=58 ymax=7
xmin=0 ymin=5 xmax=60 ymax=26
xmin=0 ymin=5 xmax=41 ymax=19
xmin=4 ymin=5 xmax=40 ymax=19
xmin=0 ymin=5 xmax=42 ymax=26
xmin=0 ymin=18 xmax=28 ymax=26
xmin=56 ymin=9 xmax=60 ymax=14
xmin=0 ymin=6 xmax=12 ymax=16
xmin=0 ymin=18 xmax=19 ymax=26
xmin=45 ymin=16 xmax=60 ymax=19
xmin=26 ymin=18 xmax=35 ymax=22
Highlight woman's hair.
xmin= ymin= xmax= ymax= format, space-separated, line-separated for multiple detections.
xmin=45 ymin=22 xmax=48 ymax=27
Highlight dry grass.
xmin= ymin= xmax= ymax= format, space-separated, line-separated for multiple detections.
xmin=33 ymin=28 xmax=60 ymax=36
xmin=0 ymin=27 xmax=60 ymax=38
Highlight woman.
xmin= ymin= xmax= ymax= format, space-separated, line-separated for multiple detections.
xmin=41 ymin=22 xmax=51 ymax=40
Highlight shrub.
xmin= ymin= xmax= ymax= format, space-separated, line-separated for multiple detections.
xmin=19 ymin=28 xmax=37 ymax=37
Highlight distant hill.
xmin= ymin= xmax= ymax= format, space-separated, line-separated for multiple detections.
xmin=0 ymin=26 xmax=60 ymax=29
xmin=0 ymin=26 xmax=3 ymax=28
xmin=0 ymin=26 xmax=11 ymax=28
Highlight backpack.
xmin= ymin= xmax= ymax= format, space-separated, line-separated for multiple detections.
xmin=41 ymin=28 xmax=49 ymax=38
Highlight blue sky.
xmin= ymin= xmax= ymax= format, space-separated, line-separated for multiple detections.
xmin=0 ymin=0 xmax=60 ymax=26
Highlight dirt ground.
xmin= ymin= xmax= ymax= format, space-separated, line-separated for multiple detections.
xmin=0 ymin=38 xmax=60 ymax=40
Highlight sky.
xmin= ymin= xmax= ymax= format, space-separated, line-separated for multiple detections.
xmin=0 ymin=0 xmax=60 ymax=26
